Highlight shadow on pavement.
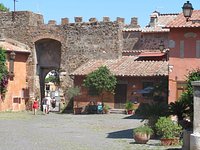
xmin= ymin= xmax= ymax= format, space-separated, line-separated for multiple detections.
xmin=123 ymin=114 xmax=145 ymax=120
xmin=129 ymin=141 xmax=160 ymax=146
xmin=107 ymin=128 xmax=133 ymax=139
xmin=167 ymin=148 xmax=181 ymax=150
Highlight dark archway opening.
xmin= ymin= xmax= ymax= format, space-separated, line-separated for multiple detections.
xmin=35 ymin=38 xmax=61 ymax=109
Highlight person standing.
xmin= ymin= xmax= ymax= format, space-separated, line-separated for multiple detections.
xmin=32 ymin=98 xmax=39 ymax=115
xmin=42 ymin=97 xmax=47 ymax=114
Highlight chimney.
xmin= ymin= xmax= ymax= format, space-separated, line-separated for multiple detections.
xmin=149 ymin=11 xmax=159 ymax=27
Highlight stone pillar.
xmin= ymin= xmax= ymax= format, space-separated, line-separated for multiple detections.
xmin=190 ymin=81 xmax=200 ymax=150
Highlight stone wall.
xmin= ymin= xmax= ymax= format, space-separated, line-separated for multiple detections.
xmin=0 ymin=11 xmax=123 ymax=99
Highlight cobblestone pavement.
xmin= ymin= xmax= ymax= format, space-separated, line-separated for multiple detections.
xmin=0 ymin=111 xmax=181 ymax=150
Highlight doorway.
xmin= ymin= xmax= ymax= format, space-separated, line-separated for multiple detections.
xmin=35 ymin=38 xmax=61 ymax=108
xmin=114 ymin=84 xmax=127 ymax=109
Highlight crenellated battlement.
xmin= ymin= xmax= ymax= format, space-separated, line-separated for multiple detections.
xmin=48 ymin=16 xmax=139 ymax=27
xmin=0 ymin=11 xmax=139 ymax=28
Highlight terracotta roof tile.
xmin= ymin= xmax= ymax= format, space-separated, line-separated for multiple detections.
xmin=166 ymin=10 xmax=200 ymax=28
xmin=71 ymin=56 xmax=168 ymax=77
xmin=123 ymin=13 xmax=178 ymax=32
xmin=141 ymin=27 xmax=169 ymax=33
xmin=122 ymin=28 xmax=142 ymax=32
xmin=157 ymin=13 xmax=179 ymax=26
xmin=0 ymin=39 xmax=30 ymax=53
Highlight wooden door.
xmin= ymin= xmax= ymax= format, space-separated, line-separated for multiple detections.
xmin=114 ymin=84 xmax=127 ymax=109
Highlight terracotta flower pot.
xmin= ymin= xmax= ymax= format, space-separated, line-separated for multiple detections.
xmin=127 ymin=110 xmax=133 ymax=114
xmin=160 ymin=138 xmax=179 ymax=146
xmin=134 ymin=133 xmax=151 ymax=144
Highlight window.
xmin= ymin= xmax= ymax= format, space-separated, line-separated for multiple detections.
xmin=13 ymin=97 xmax=21 ymax=104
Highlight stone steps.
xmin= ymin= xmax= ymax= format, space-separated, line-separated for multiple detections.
xmin=109 ymin=109 xmax=126 ymax=114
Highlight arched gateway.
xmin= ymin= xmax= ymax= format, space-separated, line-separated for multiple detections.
xmin=35 ymin=38 xmax=61 ymax=104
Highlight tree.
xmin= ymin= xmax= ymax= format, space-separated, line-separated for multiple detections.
xmin=45 ymin=70 xmax=60 ymax=86
xmin=0 ymin=47 xmax=8 ymax=98
xmin=83 ymin=66 xmax=117 ymax=101
xmin=0 ymin=3 xmax=9 ymax=12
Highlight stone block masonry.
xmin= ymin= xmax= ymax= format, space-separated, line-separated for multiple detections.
xmin=0 ymin=11 xmax=124 ymax=99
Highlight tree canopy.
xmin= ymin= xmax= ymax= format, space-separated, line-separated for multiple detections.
xmin=83 ymin=66 xmax=117 ymax=96
xmin=0 ymin=47 xmax=8 ymax=97
xmin=0 ymin=3 xmax=9 ymax=12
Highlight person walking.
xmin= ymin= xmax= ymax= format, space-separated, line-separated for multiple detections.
xmin=46 ymin=97 xmax=51 ymax=114
xmin=42 ymin=97 xmax=47 ymax=114
xmin=32 ymin=98 xmax=39 ymax=115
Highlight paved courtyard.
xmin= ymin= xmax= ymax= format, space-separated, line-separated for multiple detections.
xmin=0 ymin=111 xmax=181 ymax=150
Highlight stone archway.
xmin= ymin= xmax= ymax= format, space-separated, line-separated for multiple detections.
xmin=35 ymin=38 xmax=61 ymax=103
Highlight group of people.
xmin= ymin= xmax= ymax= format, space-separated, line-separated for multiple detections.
xmin=32 ymin=97 xmax=56 ymax=115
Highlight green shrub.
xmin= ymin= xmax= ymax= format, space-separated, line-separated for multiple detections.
xmin=155 ymin=117 xmax=182 ymax=139
xmin=0 ymin=47 xmax=8 ymax=98
xmin=133 ymin=125 xmax=153 ymax=136
xmin=125 ymin=101 xmax=133 ymax=110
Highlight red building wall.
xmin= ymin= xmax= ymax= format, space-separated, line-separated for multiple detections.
xmin=73 ymin=76 xmax=167 ymax=109
xmin=168 ymin=28 xmax=200 ymax=102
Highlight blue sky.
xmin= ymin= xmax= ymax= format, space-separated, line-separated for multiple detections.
xmin=1 ymin=0 xmax=200 ymax=27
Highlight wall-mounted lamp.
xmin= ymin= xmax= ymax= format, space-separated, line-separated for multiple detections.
xmin=159 ymin=40 xmax=165 ymax=53
xmin=9 ymin=50 xmax=16 ymax=78
xmin=182 ymin=1 xmax=193 ymax=22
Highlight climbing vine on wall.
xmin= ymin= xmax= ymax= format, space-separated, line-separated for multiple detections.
xmin=0 ymin=47 xmax=8 ymax=98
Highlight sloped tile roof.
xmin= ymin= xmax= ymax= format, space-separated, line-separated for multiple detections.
xmin=123 ymin=13 xmax=178 ymax=33
xmin=166 ymin=10 xmax=200 ymax=28
xmin=122 ymin=28 xmax=142 ymax=32
xmin=71 ymin=56 xmax=168 ymax=77
xmin=141 ymin=27 xmax=169 ymax=33
xmin=157 ymin=13 xmax=179 ymax=26
xmin=0 ymin=39 xmax=30 ymax=53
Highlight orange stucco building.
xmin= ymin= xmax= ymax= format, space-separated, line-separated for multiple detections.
xmin=167 ymin=10 xmax=200 ymax=103
xmin=0 ymin=39 xmax=30 ymax=111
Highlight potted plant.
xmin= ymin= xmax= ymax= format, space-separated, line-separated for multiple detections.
xmin=133 ymin=125 xmax=153 ymax=144
xmin=103 ymin=104 xmax=110 ymax=114
xmin=125 ymin=101 xmax=133 ymax=114
xmin=155 ymin=117 xmax=182 ymax=146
